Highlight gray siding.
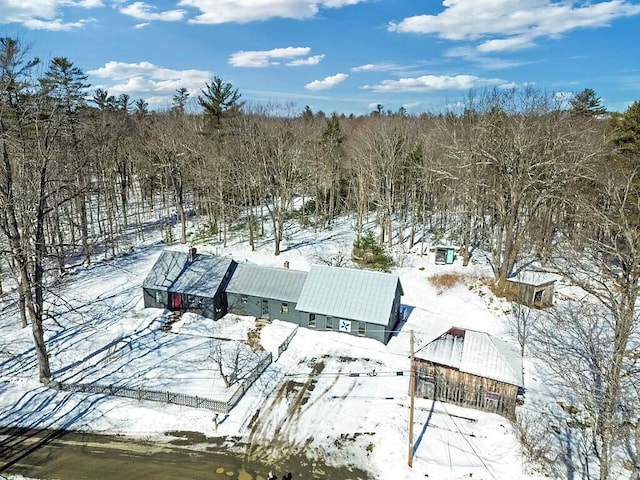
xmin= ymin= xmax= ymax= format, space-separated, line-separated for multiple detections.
xmin=228 ymin=292 xmax=304 ymax=324
xmin=143 ymin=288 xmax=166 ymax=310
xmin=300 ymin=313 xmax=387 ymax=343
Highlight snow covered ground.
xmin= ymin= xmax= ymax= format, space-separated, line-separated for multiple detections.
xmin=0 ymin=218 xmax=552 ymax=480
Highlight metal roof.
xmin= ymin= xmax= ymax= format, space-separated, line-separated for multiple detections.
xmin=416 ymin=328 xmax=523 ymax=387
xmin=507 ymin=270 xmax=558 ymax=286
xmin=143 ymin=250 xmax=235 ymax=298
xmin=226 ymin=263 xmax=308 ymax=303
xmin=295 ymin=265 xmax=403 ymax=326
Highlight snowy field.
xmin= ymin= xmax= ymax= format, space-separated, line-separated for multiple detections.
xmin=0 ymin=218 xmax=555 ymax=480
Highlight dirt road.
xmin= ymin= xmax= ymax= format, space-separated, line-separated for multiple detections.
xmin=0 ymin=427 xmax=368 ymax=480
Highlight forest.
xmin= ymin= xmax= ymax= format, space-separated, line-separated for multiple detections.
xmin=1 ymin=36 xmax=640 ymax=479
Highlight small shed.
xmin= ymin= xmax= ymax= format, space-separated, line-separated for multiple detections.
xmin=142 ymin=249 xmax=237 ymax=320
xmin=295 ymin=265 xmax=403 ymax=344
xmin=414 ymin=327 xmax=524 ymax=419
xmin=506 ymin=271 xmax=557 ymax=308
xmin=434 ymin=245 xmax=456 ymax=265
xmin=226 ymin=263 xmax=308 ymax=324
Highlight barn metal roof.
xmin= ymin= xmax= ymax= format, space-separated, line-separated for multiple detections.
xmin=143 ymin=250 xmax=235 ymax=298
xmin=415 ymin=328 xmax=523 ymax=387
xmin=295 ymin=265 xmax=403 ymax=326
xmin=507 ymin=270 xmax=559 ymax=286
xmin=226 ymin=263 xmax=308 ymax=303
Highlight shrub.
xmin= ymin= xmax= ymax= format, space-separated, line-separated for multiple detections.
xmin=428 ymin=272 xmax=465 ymax=294
xmin=352 ymin=232 xmax=394 ymax=271
xmin=191 ymin=222 xmax=218 ymax=243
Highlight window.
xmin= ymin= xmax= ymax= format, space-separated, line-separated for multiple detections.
xmin=281 ymin=303 xmax=289 ymax=313
xmin=308 ymin=314 xmax=316 ymax=328
xmin=533 ymin=289 xmax=543 ymax=304
xmin=357 ymin=322 xmax=366 ymax=336
xmin=326 ymin=317 xmax=334 ymax=330
xmin=484 ymin=392 xmax=501 ymax=410
xmin=241 ymin=295 xmax=248 ymax=304
xmin=420 ymin=375 xmax=436 ymax=398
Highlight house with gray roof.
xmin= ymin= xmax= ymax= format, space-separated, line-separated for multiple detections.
xmin=226 ymin=263 xmax=308 ymax=325
xmin=414 ymin=327 xmax=524 ymax=418
xmin=143 ymin=252 xmax=404 ymax=344
xmin=142 ymin=248 xmax=237 ymax=320
xmin=295 ymin=264 xmax=404 ymax=344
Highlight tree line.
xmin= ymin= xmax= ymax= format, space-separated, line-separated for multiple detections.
xmin=1 ymin=37 xmax=640 ymax=479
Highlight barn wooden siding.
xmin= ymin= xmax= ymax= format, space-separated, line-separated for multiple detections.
xmin=413 ymin=359 xmax=519 ymax=419
xmin=506 ymin=279 xmax=555 ymax=308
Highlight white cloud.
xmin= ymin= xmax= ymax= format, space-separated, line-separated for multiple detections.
xmin=119 ymin=2 xmax=186 ymax=21
xmin=477 ymin=35 xmax=536 ymax=53
xmin=178 ymin=0 xmax=368 ymax=24
xmin=445 ymin=46 xmax=535 ymax=70
xmin=287 ymin=54 xmax=325 ymax=66
xmin=134 ymin=22 xmax=150 ymax=28
xmin=73 ymin=0 xmax=103 ymax=6
xmin=402 ymin=101 xmax=420 ymax=110
xmin=388 ymin=0 xmax=640 ymax=52
xmin=361 ymin=74 xmax=505 ymax=93
xmin=0 ymin=0 xmax=103 ymax=29
xmin=228 ymin=47 xmax=318 ymax=68
xmin=305 ymin=73 xmax=348 ymax=90
xmin=21 ymin=17 xmax=95 ymax=30
xmin=351 ymin=63 xmax=406 ymax=73
xmin=87 ymin=61 xmax=212 ymax=108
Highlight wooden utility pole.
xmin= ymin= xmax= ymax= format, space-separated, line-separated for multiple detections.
xmin=408 ymin=329 xmax=415 ymax=467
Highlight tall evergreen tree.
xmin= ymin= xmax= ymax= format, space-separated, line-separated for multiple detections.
xmin=570 ymin=88 xmax=607 ymax=116
xmin=171 ymin=87 xmax=189 ymax=114
xmin=198 ymin=76 xmax=243 ymax=128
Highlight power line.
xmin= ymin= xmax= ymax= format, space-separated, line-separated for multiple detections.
xmin=440 ymin=402 xmax=499 ymax=480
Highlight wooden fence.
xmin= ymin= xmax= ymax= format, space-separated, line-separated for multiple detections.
xmin=277 ymin=326 xmax=299 ymax=358
xmin=54 ymin=351 xmax=274 ymax=414
xmin=53 ymin=325 xmax=300 ymax=414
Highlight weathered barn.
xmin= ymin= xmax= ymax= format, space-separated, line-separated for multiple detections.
xmin=295 ymin=265 xmax=404 ymax=344
xmin=226 ymin=263 xmax=308 ymax=324
xmin=506 ymin=271 xmax=557 ymax=308
xmin=414 ymin=327 xmax=524 ymax=419
xmin=142 ymin=249 xmax=237 ymax=320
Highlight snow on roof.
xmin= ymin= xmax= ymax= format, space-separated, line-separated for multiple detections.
xmin=295 ymin=264 xmax=403 ymax=326
xmin=142 ymin=250 xmax=235 ymax=298
xmin=507 ymin=270 xmax=558 ymax=286
xmin=416 ymin=328 xmax=523 ymax=387
xmin=226 ymin=263 xmax=308 ymax=303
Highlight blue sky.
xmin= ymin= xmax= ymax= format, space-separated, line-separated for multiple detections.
xmin=1 ymin=0 xmax=639 ymax=115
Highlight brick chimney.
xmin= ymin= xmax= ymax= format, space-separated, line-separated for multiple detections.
xmin=188 ymin=247 xmax=197 ymax=261
xmin=283 ymin=260 xmax=289 ymax=269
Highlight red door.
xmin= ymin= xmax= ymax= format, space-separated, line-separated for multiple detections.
xmin=172 ymin=293 xmax=182 ymax=310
